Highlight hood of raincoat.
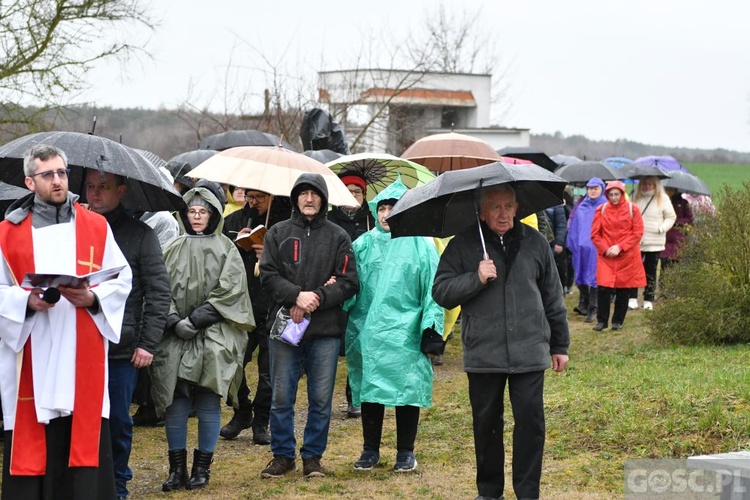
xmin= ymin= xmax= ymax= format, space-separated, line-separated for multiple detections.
xmin=605 ymin=180 xmax=626 ymax=195
xmin=290 ymin=173 xmax=329 ymax=215
xmin=369 ymin=176 xmax=407 ymax=233
xmin=178 ymin=186 xmax=224 ymax=236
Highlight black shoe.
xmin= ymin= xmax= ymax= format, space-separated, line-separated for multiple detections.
xmin=162 ymin=449 xmax=188 ymax=492
xmin=612 ymin=323 xmax=623 ymax=330
xmin=353 ymin=449 xmax=380 ymax=471
xmin=592 ymin=323 xmax=607 ymax=332
xmin=393 ymin=450 xmax=417 ymax=472
xmin=431 ymin=354 xmax=444 ymax=366
xmin=573 ymin=305 xmax=587 ymax=316
xmin=261 ymin=456 xmax=296 ymax=478
xmin=220 ymin=409 xmax=253 ymax=440
xmin=252 ymin=425 xmax=271 ymax=445
xmin=186 ymin=449 xmax=213 ymax=490
xmin=303 ymin=457 xmax=325 ymax=478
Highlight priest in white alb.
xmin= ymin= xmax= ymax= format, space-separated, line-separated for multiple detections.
xmin=0 ymin=144 xmax=132 ymax=500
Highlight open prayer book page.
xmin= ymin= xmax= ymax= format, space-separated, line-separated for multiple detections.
xmin=21 ymin=265 xmax=127 ymax=289
xmin=235 ymin=225 xmax=267 ymax=251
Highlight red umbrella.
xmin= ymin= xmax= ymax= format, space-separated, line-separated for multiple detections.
xmin=401 ymin=132 xmax=502 ymax=172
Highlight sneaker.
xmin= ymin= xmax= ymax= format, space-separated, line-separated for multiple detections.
xmin=303 ymin=457 xmax=325 ymax=478
xmin=592 ymin=323 xmax=607 ymax=332
xmin=353 ymin=450 xmax=380 ymax=471
xmin=347 ymin=404 xmax=361 ymax=418
xmin=252 ymin=425 xmax=271 ymax=445
xmin=261 ymin=456 xmax=296 ymax=478
xmin=643 ymin=301 xmax=653 ymax=310
xmin=393 ymin=450 xmax=417 ymax=473
xmin=628 ymin=298 xmax=638 ymax=310
xmin=612 ymin=323 xmax=623 ymax=331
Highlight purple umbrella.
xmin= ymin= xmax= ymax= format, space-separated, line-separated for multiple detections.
xmin=634 ymin=155 xmax=688 ymax=172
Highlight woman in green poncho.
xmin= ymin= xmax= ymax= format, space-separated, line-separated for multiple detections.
xmin=151 ymin=185 xmax=254 ymax=492
xmin=344 ymin=178 xmax=445 ymax=473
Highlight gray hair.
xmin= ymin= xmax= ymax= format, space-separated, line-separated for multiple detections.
xmin=480 ymin=184 xmax=517 ymax=208
xmin=23 ymin=144 xmax=68 ymax=176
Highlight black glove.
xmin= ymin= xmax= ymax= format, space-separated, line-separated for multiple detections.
xmin=175 ymin=318 xmax=199 ymax=340
xmin=420 ymin=327 xmax=445 ymax=356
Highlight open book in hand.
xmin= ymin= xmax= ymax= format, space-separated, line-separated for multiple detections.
xmin=235 ymin=225 xmax=267 ymax=251
xmin=21 ymin=265 xmax=127 ymax=289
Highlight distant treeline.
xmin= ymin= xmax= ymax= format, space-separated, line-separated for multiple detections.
xmin=531 ymin=132 xmax=750 ymax=165
xmin=3 ymin=105 xmax=749 ymax=165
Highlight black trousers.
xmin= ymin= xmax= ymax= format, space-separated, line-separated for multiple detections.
xmin=2 ymin=417 xmax=115 ymax=500
xmin=361 ymin=402 xmax=420 ymax=452
xmin=597 ymin=287 xmax=631 ymax=326
xmin=236 ymin=327 xmax=271 ymax=426
xmin=467 ymin=371 xmax=545 ymax=500
xmin=629 ymin=251 xmax=660 ymax=302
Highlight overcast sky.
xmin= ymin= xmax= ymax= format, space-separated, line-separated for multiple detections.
xmin=85 ymin=0 xmax=750 ymax=152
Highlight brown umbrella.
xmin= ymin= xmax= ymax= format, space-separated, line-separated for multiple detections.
xmin=400 ymin=132 xmax=502 ymax=172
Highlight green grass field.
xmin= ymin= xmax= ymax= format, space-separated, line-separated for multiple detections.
xmin=685 ymin=163 xmax=750 ymax=201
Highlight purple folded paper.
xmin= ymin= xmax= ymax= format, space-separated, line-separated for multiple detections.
xmin=280 ymin=316 xmax=309 ymax=346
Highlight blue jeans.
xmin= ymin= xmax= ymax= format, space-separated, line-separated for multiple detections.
xmin=108 ymin=358 xmax=138 ymax=498
xmin=164 ymin=388 xmax=222 ymax=453
xmin=268 ymin=337 xmax=340 ymax=459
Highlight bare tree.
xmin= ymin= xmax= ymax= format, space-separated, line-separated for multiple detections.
xmin=0 ymin=0 xmax=154 ymax=136
xmin=405 ymin=2 xmax=514 ymax=123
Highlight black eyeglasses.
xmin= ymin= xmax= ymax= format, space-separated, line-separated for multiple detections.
xmin=30 ymin=169 xmax=70 ymax=181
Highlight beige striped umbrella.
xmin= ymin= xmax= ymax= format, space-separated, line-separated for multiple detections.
xmin=188 ymin=146 xmax=358 ymax=207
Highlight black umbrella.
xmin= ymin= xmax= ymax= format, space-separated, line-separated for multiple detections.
xmin=551 ymin=154 xmax=582 ymax=167
xmin=198 ymin=130 xmax=297 ymax=152
xmin=0 ymin=131 xmax=185 ymax=212
xmin=497 ymin=146 xmax=559 ymax=172
xmin=0 ymin=181 xmax=31 ymax=201
xmin=387 ymin=161 xmax=567 ymax=246
xmin=167 ymin=150 xmax=219 ymax=178
xmin=619 ymin=163 xmax=671 ymax=180
xmin=302 ymin=149 xmax=342 ymax=163
xmin=554 ymin=161 xmax=624 ymax=185
xmin=661 ymin=170 xmax=711 ymax=196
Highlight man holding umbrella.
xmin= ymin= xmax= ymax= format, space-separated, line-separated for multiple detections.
xmin=432 ymin=184 xmax=569 ymax=500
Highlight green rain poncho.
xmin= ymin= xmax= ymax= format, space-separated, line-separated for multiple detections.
xmin=151 ymin=187 xmax=255 ymax=416
xmin=345 ymin=178 xmax=444 ymax=408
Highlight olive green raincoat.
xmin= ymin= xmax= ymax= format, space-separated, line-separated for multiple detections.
xmin=344 ymin=178 xmax=444 ymax=408
xmin=151 ymin=187 xmax=254 ymax=416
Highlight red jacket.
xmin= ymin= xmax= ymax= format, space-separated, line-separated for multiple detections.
xmin=591 ymin=201 xmax=647 ymax=288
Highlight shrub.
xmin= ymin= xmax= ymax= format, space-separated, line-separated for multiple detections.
xmin=647 ymin=183 xmax=750 ymax=345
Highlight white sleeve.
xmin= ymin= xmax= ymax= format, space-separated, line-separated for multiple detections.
xmin=0 ymin=254 xmax=37 ymax=353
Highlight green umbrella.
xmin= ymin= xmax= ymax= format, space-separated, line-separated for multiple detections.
xmin=326 ymin=153 xmax=436 ymax=200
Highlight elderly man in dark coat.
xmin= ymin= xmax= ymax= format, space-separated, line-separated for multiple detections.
xmin=432 ymin=184 xmax=570 ymax=500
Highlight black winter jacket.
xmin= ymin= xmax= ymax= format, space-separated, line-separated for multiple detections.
xmin=104 ymin=205 xmax=171 ymax=359
xmin=259 ymin=174 xmax=358 ymax=340
xmin=327 ymin=205 xmax=374 ymax=242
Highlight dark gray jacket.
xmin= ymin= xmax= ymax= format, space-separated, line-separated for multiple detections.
xmin=105 ymin=205 xmax=171 ymax=358
xmin=432 ymin=220 xmax=569 ymax=373
xmin=260 ymin=173 xmax=358 ymax=340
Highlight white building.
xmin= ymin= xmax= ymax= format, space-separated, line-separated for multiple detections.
xmin=318 ymin=69 xmax=529 ymax=155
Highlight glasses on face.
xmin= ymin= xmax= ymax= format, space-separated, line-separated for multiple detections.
xmin=348 ymin=188 xmax=364 ymax=196
xmin=246 ymin=194 xmax=267 ymax=202
xmin=188 ymin=209 xmax=210 ymax=218
xmin=31 ymin=168 xmax=70 ymax=181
